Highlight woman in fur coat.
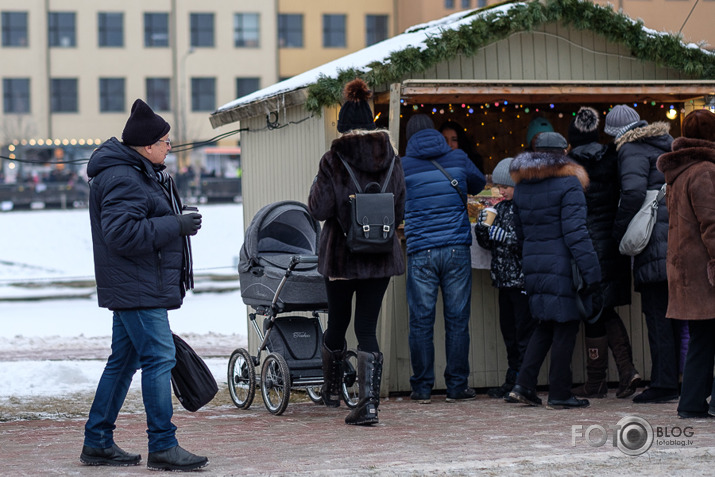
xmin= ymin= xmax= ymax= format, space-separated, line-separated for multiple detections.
xmin=507 ymin=132 xmax=601 ymax=410
xmin=656 ymin=109 xmax=715 ymax=418
xmin=308 ymin=78 xmax=405 ymax=426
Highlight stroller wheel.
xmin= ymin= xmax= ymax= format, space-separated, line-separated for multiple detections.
xmin=342 ymin=349 xmax=359 ymax=408
xmin=306 ymin=386 xmax=323 ymax=404
xmin=260 ymin=353 xmax=291 ymax=415
xmin=227 ymin=348 xmax=256 ymax=409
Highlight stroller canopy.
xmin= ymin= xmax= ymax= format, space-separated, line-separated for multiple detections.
xmin=239 ymin=201 xmax=321 ymax=273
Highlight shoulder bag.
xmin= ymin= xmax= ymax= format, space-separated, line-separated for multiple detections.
xmin=619 ymin=184 xmax=666 ymax=257
xmin=171 ymin=333 xmax=219 ymax=412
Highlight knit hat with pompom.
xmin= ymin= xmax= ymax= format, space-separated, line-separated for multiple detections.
xmin=568 ymin=106 xmax=600 ymax=147
xmin=337 ymin=79 xmax=377 ymax=133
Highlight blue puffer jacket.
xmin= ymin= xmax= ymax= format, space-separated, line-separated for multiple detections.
xmin=402 ymin=128 xmax=486 ymax=254
xmin=510 ymin=151 xmax=601 ymax=322
xmin=87 ymin=137 xmax=185 ymax=310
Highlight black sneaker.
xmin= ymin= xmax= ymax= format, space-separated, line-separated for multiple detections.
xmin=80 ymin=444 xmax=141 ymax=466
xmin=632 ymin=387 xmax=679 ymax=404
xmin=487 ymin=381 xmax=514 ymax=399
xmin=147 ymin=445 xmax=208 ymax=472
xmin=508 ymin=384 xmax=542 ymax=406
xmin=547 ymin=395 xmax=590 ymax=409
xmin=410 ymin=391 xmax=431 ymax=404
xmin=445 ymin=387 xmax=477 ymax=403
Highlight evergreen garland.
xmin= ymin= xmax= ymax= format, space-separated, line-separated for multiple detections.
xmin=304 ymin=0 xmax=715 ymax=115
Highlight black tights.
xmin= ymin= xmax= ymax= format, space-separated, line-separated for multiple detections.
xmin=323 ymin=277 xmax=390 ymax=353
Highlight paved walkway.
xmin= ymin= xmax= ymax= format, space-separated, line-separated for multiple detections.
xmin=2 ymin=387 xmax=714 ymax=476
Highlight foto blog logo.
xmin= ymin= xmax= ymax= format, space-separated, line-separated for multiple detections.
xmin=572 ymin=416 xmax=695 ymax=456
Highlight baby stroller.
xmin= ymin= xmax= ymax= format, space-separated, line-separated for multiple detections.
xmin=229 ymin=200 xmax=359 ymax=415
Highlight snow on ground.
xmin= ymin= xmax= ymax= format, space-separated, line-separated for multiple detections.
xmin=0 ymin=204 xmax=250 ymax=399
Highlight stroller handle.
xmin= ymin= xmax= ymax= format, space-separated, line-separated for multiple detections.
xmin=289 ymin=254 xmax=319 ymax=267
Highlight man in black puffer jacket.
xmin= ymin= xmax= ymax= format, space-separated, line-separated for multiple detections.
xmin=80 ymin=99 xmax=208 ymax=471
xmin=605 ymin=104 xmax=679 ymax=404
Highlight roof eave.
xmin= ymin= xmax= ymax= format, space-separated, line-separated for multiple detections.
xmin=210 ymin=88 xmax=310 ymax=128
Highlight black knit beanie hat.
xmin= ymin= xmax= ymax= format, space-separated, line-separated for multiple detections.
xmin=337 ymin=79 xmax=377 ymax=133
xmin=406 ymin=114 xmax=435 ymax=142
xmin=122 ymin=99 xmax=171 ymax=146
xmin=568 ymin=106 xmax=600 ymax=147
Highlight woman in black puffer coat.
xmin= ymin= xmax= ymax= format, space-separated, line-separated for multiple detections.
xmin=507 ymin=132 xmax=601 ymax=410
xmin=604 ymin=104 xmax=679 ymax=404
xmin=567 ymin=107 xmax=641 ymax=400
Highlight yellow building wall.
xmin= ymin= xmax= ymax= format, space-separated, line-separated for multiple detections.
xmin=278 ymin=0 xmax=395 ymax=78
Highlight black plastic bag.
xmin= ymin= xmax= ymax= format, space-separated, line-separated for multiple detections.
xmin=171 ymin=333 xmax=218 ymax=412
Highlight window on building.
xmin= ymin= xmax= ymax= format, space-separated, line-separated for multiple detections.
xmin=461 ymin=0 xmax=471 ymax=8
xmin=278 ymin=14 xmax=303 ymax=48
xmin=3 ymin=78 xmax=30 ymax=113
xmin=98 ymin=12 xmax=123 ymax=47
xmin=50 ymin=78 xmax=78 ymax=112
xmin=190 ymin=13 xmax=214 ymax=47
xmin=48 ymin=12 xmax=76 ymax=47
xmin=366 ymin=15 xmax=388 ymax=46
xmin=144 ymin=12 xmax=169 ymax=47
xmin=323 ymin=14 xmax=346 ymax=48
xmin=236 ymin=77 xmax=260 ymax=98
xmin=234 ymin=13 xmax=259 ymax=47
xmin=99 ymin=78 xmax=125 ymax=112
xmin=445 ymin=0 xmax=455 ymax=8
xmin=146 ymin=78 xmax=171 ymax=112
xmin=191 ymin=77 xmax=215 ymax=111
xmin=477 ymin=0 xmax=487 ymax=7
xmin=2 ymin=11 xmax=28 ymax=47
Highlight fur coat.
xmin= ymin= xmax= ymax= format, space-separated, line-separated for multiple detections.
xmin=308 ymin=129 xmax=406 ymax=280
xmin=656 ymin=137 xmax=715 ymax=319
xmin=510 ymin=151 xmax=601 ymax=322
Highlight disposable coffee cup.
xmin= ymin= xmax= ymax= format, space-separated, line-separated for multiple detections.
xmin=182 ymin=206 xmax=199 ymax=214
xmin=483 ymin=207 xmax=498 ymax=226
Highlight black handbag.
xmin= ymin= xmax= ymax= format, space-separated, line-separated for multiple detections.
xmin=171 ymin=333 xmax=218 ymax=412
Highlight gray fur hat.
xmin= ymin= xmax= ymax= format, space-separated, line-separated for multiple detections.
xmin=604 ymin=105 xmax=640 ymax=137
xmin=491 ymin=157 xmax=515 ymax=187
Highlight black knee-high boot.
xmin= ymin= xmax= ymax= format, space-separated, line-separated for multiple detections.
xmin=321 ymin=338 xmax=346 ymax=408
xmin=345 ymin=350 xmax=382 ymax=426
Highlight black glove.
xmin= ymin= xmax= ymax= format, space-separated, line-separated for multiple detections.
xmin=580 ymin=281 xmax=599 ymax=297
xmin=177 ymin=213 xmax=202 ymax=236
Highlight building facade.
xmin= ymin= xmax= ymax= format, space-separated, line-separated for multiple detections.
xmin=277 ymin=0 xmax=395 ymax=80
xmin=1 ymin=0 xmax=277 ymax=181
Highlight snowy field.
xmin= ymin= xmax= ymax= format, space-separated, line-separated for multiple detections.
xmin=0 ymin=204 xmax=249 ymax=400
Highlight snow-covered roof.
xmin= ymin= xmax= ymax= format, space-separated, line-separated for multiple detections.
xmin=210 ymin=3 xmax=519 ymax=126
xmin=210 ymin=0 xmax=714 ymax=128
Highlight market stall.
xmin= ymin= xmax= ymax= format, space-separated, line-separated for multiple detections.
xmin=210 ymin=0 xmax=715 ymax=393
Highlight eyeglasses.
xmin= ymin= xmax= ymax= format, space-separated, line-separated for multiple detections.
xmin=157 ymin=139 xmax=171 ymax=146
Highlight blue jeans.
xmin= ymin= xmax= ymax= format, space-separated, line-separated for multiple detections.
xmin=84 ymin=309 xmax=178 ymax=453
xmin=407 ymin=245 xmax=472 ymax=395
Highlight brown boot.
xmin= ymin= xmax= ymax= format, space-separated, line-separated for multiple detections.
xmin=572 ymin=336 xmax=609 ymax=398
xmin=605 ymin=316 xmax=642 ymax=398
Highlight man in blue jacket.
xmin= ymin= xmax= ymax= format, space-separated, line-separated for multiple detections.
xmin=80 ymin=99 xmax=207 ymax=471
xmin=402 ymin=114 xmax=486 ymax=403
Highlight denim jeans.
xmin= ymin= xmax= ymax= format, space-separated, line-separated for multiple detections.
xmin=84 ymin=308 xmax=178 ymax=453
xmin=407 ymin=245 xmax=472 ymax=395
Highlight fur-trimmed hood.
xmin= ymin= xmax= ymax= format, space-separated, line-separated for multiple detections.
xmin=330 ymin=129 xmax=397 ymax=173
xmin=657 ymin=136 xmax=715 ymax=182
xmin=510 ymin=151 xmax=589 ymax=190
xmin=614 ymin=121 xmax=671 ymax=151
